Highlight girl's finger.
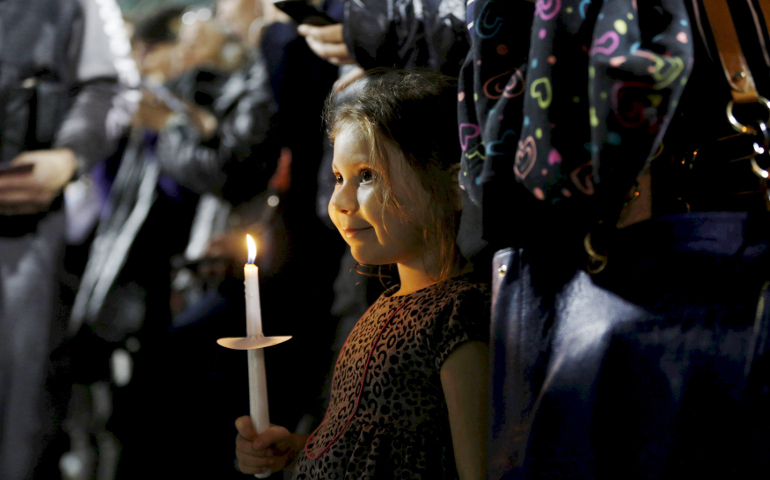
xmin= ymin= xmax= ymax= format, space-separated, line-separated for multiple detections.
xmin=251 ymin=426 xmax=292 ymax=450
xmin=236 ymin=452 xmax=274 ymax=472
xmin=236 ymin=434 xmax=276 ymax=457
xmin=239 ymin=464 xmax=271 ymax=476
xmin=235 ymin=416 xmax=257 ymax=439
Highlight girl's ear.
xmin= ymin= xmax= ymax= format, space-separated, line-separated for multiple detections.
xmin=448 ymin=163 xmax=464 ymax=212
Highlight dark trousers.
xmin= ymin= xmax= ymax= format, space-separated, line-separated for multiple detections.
xmin=0 ymin=209 xmax=68 ymax=480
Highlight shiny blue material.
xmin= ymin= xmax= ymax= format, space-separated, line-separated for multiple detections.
xmin=490 ymin=212 xmax=770 ymax=478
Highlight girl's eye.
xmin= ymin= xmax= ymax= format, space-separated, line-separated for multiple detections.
xmin=360 ymin=169 xmax=374 ymax=183
xmin=333 ymin=172 xmax=343 ymax=185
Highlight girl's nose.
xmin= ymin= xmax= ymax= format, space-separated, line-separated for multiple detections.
xmin=330 ymin=181 xmax=358 ymax=215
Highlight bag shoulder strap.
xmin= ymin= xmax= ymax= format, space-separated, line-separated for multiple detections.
xmin=701 ymin=0 xmax=760 ymax=104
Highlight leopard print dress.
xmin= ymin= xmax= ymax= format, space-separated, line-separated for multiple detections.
xmin=293 ymin=275 xmax=489 ymax=479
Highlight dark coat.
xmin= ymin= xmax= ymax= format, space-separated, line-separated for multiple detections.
xmin=343 ymin=0 xmax=470 ymax=77
xmin=460 ymin=1 xmax=770 ymax=477
xmin=0 ymin=1 xmax=132 ymax=478
xmin=156 ymin=51 xmax=281 ymax=206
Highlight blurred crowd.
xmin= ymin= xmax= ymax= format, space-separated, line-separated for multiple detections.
xmin=1 ymin=1 xmax=352 ymax=478
xmin=2 ymin=0 xmax=770 ymax=479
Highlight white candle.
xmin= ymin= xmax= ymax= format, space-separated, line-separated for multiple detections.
xmin=245 ymin=235 xmax=263 ymax=337
xmin=244 ymin=235 xmax=271 ymax=479
xmin=248 ymin=349 xmax=270 ymax=478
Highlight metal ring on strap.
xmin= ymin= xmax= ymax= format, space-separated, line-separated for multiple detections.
xmin=754 ymin=120 xmax=770 ymax=150
xmin=750 ymin=157 xmax=769 ymax=179
xmin=751 ymin=121 xmax=770 ymax=179
xmin=726 ymin=96 xmax=770 ymax=133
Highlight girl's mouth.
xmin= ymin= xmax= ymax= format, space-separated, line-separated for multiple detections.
xmin=344 ymin=227 xmax=373 ymax=239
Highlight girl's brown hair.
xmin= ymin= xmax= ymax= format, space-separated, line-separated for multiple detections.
xmin=325 ymin=69 xmax=462 ymax=282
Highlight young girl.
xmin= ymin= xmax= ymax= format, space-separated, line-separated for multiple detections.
xmin=234 ymin=69 xmax=490 ymax=479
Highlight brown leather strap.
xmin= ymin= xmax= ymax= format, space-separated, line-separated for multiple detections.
xmin=757 ymin=0 xmax=770 ymax=33
xmin=702 ymin=0 xmax=760 ymax=104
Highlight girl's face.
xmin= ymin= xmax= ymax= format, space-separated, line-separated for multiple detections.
xmin=328 ymin=126 xmax=430 ymax=268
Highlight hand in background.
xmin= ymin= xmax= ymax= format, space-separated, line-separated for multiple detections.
xmin=235 ymin=416 xmax=307 ymax=475
xmin=297 ymin=23 xmax=356 ymax=66
xmin=132 ymin=89 xmax=175 ymax=132
xmin=188 ymin=104 xmax=219 ymax=140
xmin=333 ymin=65 xmax=366 ymax=92
xmin=0 ymin=148 xmax=76 ymax=215
xmin=134 ymin=88 xmax=218 ymax=138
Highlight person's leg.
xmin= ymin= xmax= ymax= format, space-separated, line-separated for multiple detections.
xmin=0 ymin=210 xmax=67 ymax=480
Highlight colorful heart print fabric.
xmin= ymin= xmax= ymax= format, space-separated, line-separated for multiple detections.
xmin=458 ymin=0 xmax=693 ymax=228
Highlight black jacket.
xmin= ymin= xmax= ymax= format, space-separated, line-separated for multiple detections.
xmin=343 ymin=0 xmax=469 ymax=77
xmin=156 ymin=52 xmax=281 ymax=206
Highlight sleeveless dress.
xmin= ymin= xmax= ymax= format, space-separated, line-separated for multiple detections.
xmin=293 ymin=275 xmax=489 ymax=479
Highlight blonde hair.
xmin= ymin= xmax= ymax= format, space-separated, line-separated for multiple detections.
xmin=325 ymin=69 xmax=461 ymax=282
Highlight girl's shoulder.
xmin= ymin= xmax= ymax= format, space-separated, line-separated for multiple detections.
xmin=415 ymin=275 xmax=491 ymax=370
xmin=370 ymin=275 xmax=490 ymax=326
xmin=427 ymin=274 xmax=490 ymax=310
xmin=384 ymin=273 xmax=489 ymax=296
xmin=385 ymin=274 xmax=490 ymax=326
xmin=440 ymin=274 xmax=490 ymax=298
xmin=379 ymin=274 xmax=489 ymax=311
xmin=438 ymin=274 xmax=490 ymax=320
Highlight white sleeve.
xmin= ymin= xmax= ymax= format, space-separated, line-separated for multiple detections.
xmin=55 ymin=0 xmax=140 ymax=172
xmin=77 ymin=0 xmax=139 ymax=86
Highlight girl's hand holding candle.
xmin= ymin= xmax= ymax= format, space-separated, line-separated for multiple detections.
xmin=234 ymin=417 xmax=308 ymax=475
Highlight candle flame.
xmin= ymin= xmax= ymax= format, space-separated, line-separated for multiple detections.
xmin=246 ymin=234 xmax=257 ymax=264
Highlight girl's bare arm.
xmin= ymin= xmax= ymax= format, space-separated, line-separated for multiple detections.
xmin=441 ymin=341 xmax=489 ymax=480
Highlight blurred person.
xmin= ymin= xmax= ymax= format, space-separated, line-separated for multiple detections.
xmin=295 ymin=0 xmax=469 ymax=76
xmin=57 ymin=6 xmax=208 ymax=479
xmin=145 ymin=1 xmax=340 ymax=477
xmin=155 ymin=0 xmax=279 ymax=205
xmin=457 ymin=0 xmax=770 ymax=477
xmin=134 ymin=12 xmax=234 ymax=141
xmin=130 ymin=5 xmax=184 ymax=85
xmin=61 ymin=3 xmax=282 ymax=476
xmin=0 ymin=0 xmax=138 ymax=479
xmin=172 ymin=13 xmax=227 ymax=76
xmin=217 ymin=0 xmax=266 ymax=48
xmin=170 ymin=12 xmax=247 ymax=82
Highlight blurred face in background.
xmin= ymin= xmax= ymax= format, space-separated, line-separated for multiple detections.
xmin=216 ymin=0 xmax=263 ymax=41
xmin=172 ymin=18 xmax=228 ymax=76
xmin=131 ymin=11 xmax=182 ymax=84
xmin=134 ymin=41 xmax=177 ymax=84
